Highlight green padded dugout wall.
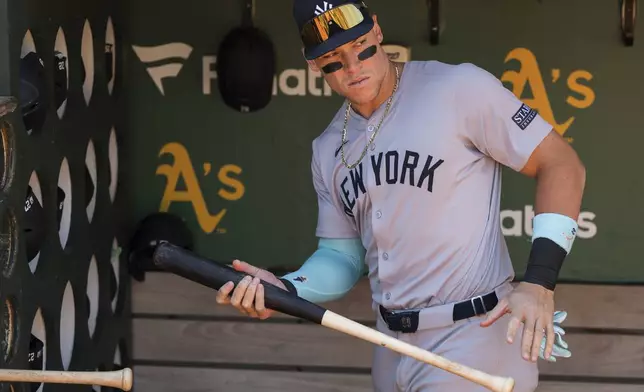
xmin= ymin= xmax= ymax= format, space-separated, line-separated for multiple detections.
xmin=0 ymin=0 xmax=131 ymax=391
xmin=123 ymin=0 xmax=644 ymax=283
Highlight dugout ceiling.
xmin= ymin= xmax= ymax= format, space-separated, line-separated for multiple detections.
xmin=121 ymin=0 xmax=644 ymax=283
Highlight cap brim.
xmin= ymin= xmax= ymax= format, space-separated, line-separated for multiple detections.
xmin=303 ymin=19 xmax=374 ymax=60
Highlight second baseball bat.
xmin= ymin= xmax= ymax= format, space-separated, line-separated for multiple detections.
xmin=151 ymin=242 xmax=515 ymax=392
xmin=0 ymin=368 xmax=132 ymax=390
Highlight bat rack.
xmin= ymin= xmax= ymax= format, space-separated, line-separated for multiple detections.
xmin=428 ymin=0 xmax=440 ymax=45
xmin=621 ymin=0 xmax=637 ymax=46
xmin=242 ymin=0 xmax=255 ymax=27
xmin=424 ymin=0 xmax=637 ymax=47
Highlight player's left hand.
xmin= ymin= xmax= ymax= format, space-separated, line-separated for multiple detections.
xmin=539 ymin=310 xmax=572 ymax=362
xmin=480 ymin=282 xmax=556 ymax=362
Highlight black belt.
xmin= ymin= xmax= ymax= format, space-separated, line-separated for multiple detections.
xmin=379 ymin=291 xmax=499 ymax=333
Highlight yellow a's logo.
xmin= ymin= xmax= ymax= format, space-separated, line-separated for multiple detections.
xmin=501 ymin=48 xmax=595 ymax=142
xmin=156 ymin=142 xmax=244 ymax=234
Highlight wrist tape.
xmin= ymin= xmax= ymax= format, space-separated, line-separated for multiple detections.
xmin=524 ymin=213 xmax=578 ymax=290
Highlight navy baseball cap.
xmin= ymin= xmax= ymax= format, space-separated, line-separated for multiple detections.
xmin=57 ymin=186 xmax=65 ymax=231
xmin=24 ymin=186 xmax=45 ymax=262
xmin=19 ymin=52 xmax=47 ymax=134
xmin=53 ymin=50 xmax=68 ymax=110
xmin=293 ymin=0 xmax=374 ymax=60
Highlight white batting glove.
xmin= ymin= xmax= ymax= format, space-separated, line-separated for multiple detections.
xmin=539 ymin=310 xmax=572 ymax=362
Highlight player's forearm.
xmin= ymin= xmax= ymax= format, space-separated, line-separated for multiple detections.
xmin=533 ymin=158 xmax=586 ymax=219
xmin=279 ymin=238 xmax=365 ymax=303
xmin=525 ymin=157 xmax=585 ymax=290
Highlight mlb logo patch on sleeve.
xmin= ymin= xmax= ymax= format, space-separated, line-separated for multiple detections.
xmin=512 ymin=103 xmax=538 ymax=130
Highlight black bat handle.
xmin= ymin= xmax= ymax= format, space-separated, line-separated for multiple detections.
xmin=151 ymin=242 xmax=327 ymax=324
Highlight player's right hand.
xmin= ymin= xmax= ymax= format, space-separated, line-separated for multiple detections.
xmin=215 ymin=259 xmax=286 ymax=320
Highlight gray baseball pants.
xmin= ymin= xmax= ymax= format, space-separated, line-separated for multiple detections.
xmin=370 ymin=290 xmax=539 ymax=391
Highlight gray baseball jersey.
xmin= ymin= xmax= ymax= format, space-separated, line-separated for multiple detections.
xmin=311 ymin=60 xmax=553 ymax=312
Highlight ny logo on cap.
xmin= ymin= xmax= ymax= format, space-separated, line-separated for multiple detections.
xmin=314 ymin=1 xmax=333 ymax=15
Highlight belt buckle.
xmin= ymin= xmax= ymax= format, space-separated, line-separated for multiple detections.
xmin=470 ymin=295 xmax=485 ymax=316
xmin=384 ymin=309 xmax=419 ymax=333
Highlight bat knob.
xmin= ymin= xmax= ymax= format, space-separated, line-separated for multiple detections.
xmin=499 ymin=376 xmax=515 ymax=392
xmin=120 ymin=368 xmax=133 ymax=391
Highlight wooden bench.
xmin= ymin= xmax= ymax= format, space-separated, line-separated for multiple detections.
xmin=130 ymin=273 xmax=644 ymax=391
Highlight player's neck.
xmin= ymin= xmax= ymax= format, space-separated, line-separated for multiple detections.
xmin=350 ymin=61 xmax=401 ymax=119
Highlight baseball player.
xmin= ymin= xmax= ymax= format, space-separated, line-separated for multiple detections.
xmin=215 ymin=1 xmax=584 ymax=391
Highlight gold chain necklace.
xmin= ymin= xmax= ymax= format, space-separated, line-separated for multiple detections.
xmin=340 ymin=63 xmax=400 ymax=170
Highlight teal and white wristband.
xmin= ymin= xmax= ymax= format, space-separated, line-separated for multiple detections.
xmin=531 ymin=213 xmax=578 ymax=254
xmin=524 ymin=213 xmax=579 ymax=290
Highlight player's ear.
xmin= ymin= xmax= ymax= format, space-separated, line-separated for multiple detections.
xmin=371 ymin=14 xmax=384 ymax=43
xmin=301 ymin=46 xmax=321 ymax=72
xmin=307 ymin=59 xmax=321 ymax=72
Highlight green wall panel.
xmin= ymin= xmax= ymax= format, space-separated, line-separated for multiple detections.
xmin=122 ymin=0 xmax=644 ymax=283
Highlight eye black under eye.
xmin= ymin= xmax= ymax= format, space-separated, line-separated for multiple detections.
xmin=357 ymin=45 xmax=377 ymax=61
xmin=321 ymin=62 xmax=343 ymax=74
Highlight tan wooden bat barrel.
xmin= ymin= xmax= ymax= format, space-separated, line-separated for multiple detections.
xmin=0 ymin=368 xmax=133 ymax=391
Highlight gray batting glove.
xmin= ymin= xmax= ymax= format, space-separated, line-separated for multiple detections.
xmin=539 ymin=310 xmax=572 ymax=362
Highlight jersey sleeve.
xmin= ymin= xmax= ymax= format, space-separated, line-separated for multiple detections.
xmin=311 ymin=139 xmax=359 ymax=239
xmin=459 ymin=63 xmax=554 ymax=172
